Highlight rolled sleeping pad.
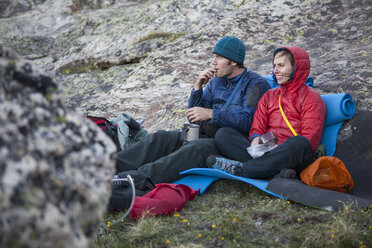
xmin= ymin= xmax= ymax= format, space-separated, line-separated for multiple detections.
xmin=320 ymin=94 xmax=356 ymax=156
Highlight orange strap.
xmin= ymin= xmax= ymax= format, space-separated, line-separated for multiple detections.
xmin=279 ymin=94 xmax=298 ymax=136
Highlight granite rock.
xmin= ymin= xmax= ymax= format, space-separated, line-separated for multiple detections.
xmin=0 ymin=45 xmax=116 ymax=248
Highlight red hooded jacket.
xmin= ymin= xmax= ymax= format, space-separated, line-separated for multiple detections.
xmin=249 ymin=47 xmax=326 ymax=152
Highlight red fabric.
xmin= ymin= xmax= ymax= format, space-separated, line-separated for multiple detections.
xmin=249 ymin=47 xmax=327 ymax=152
xmin=129 ymin=183 xmax=199 ymax=219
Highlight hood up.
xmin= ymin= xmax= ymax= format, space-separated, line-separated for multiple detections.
xmin=272 ymin=46 xmax=310 ymax=92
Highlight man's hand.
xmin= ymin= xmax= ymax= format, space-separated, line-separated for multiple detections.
xmin=251 ymin=136 xmax=261 ymax=146
xmin=194 ymin=68 xmax=216 ymax=90
xmin=186 ymin=107 xmax=213 ymax=122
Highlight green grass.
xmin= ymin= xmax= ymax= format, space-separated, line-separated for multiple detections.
xmin=93 ymin=180 xmax=372 ymax=248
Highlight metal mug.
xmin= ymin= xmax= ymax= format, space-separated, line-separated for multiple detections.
xmin=181 ymin=123 xmax=199 ymax=142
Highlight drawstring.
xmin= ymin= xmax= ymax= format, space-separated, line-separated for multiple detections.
xmin=278 ymin=93 xmax=298 ymax=136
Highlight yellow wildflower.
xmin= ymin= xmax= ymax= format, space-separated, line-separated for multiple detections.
xmin=165 ymin=239 xmax=170 ymax=244
xmin=198 ymin=234 xmax=202 ymax=238
xmin=183 ymin=219 xmax=188 ymax=223
xmin=212 ymin=224 xmax=216 ymax=228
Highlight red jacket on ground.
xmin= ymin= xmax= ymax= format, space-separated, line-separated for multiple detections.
xmin=249 ymin=47 xmax=326 ymax=152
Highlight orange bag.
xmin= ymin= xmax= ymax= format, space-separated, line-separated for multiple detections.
xmin=300 ymin=156 xmax=354 ymax=193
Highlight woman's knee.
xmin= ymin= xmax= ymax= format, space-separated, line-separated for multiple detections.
xmin=286 ymin=136 xmax=312 ymax=151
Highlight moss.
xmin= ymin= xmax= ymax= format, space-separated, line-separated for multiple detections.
xmin=55 ymin=115 xmax=67 ymax=123
xmin=134 ymin=30 xmax=185 ymax=45
xmin=9 ymin=59 xmax=16 ymax=69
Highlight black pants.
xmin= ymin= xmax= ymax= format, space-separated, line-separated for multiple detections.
xmin=215 ymin=127 xmax=314 ymax=179
xmin=116 ymin=130 xmax=220 ymax=184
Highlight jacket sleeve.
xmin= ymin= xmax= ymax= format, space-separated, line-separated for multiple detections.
xmin=249 ymin=92 xmax=270 ymax=140
xmin=188 ymin=83 xmax=213 ymax=109
xmin=300 ymin=90 xmax=327 ymax=152
xmin=211 ymin=80 xmax=270 ymax=136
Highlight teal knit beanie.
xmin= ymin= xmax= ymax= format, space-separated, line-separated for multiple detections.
xmin=213 ymin=36 xmax=245 ymax=64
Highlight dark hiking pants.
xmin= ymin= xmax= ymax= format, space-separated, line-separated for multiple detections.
xmin=214 ymin=127 xmax=314 ymax=179
xmin=116 ymin=130 xmax=220 ymax=184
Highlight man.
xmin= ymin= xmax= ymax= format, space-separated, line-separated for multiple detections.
xmin=209 ymin=47 xmax=327 ymax=179
xmin=186 ymin=36 xmax=269 ymax=137
xmin=115 ymin=36 xmax=270 ymax=184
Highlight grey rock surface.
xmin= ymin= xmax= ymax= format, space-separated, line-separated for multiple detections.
xmin=0 ymin=0 xmax=47 ymax=18
xmin=1 ymin=0 xmax=370 ymax=135
xmin=0 ymin=45 xmax=116 ymax=248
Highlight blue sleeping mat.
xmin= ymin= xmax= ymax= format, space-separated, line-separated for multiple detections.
xmin=263 ymin=75 xmax=314 ymax=88
xmin=320 ymin=94 xmax=355 ymax=156
xmin=174 ymin=93 xmax=357 ymax=208
xmin=174 ymin=168 xmax=286 ymax=199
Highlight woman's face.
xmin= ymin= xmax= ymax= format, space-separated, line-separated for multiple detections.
xmin=273 ymin=52 xmax=293 ymax=85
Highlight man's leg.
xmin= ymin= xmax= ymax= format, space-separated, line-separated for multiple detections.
xmin=214 ymin=127 xmax=252 ymax=161
xmin=115 ymin=130 xmax=182 ymax=173
xmin=240 ymin=136 xmax=314 ymax=178
xmin=122 ymin=138 xmax=220 ymax=184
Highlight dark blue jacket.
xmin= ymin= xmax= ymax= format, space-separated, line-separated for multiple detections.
xmin=188 ymin=68 xmax=270 ymax=136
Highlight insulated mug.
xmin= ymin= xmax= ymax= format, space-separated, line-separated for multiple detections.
xmin=181 ymin=124 xmax=199 ymax=141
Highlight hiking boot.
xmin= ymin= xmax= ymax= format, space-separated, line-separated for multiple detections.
xmin=206 ymin=155 xmax=225 ymax=168
xmin=208 ymin=156 xmax=243 ymax=176
xmin=274 ymin=168 xmax=298 ymax=180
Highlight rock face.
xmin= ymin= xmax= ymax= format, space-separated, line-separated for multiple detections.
xmin=0 ymin=45 xmax=116 ymax=248
xmin=0 ymin=0 xmax=369 ymax=135
xmin=0 ymin=0 xmax=47 ymax=18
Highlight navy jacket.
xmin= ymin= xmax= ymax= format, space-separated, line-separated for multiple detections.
xmin=188 ymin=68 xmax=270 ymax=136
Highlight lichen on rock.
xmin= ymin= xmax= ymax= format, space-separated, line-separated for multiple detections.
xmin=0 ymin=45 xmax=116 ymax=248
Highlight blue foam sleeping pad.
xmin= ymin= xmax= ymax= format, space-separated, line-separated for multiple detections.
xmin=263 ymin=75 xmax=314 ymax=88
xmin=175 ymin=168 xmax=286 ymax=198
xmin=174 ymin=93 xmax=356 ymax=196
xmin=320 ymin=93 xmax=355 ymax=156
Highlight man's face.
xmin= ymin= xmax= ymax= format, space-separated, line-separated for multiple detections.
xmin=273 ymin=52 xmax=293 ymax=85
xmin=212 ymin=54 xmax=234 ymax=79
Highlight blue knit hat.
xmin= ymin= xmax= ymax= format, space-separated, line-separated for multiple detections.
xmin=213 ymin=36 xmax=246 ymax=64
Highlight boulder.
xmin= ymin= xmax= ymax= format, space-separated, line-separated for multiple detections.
xmin=0 ymin=45 xmax=116 ymax=248
xmin=0 ymin=0 xmax=47 ymax=17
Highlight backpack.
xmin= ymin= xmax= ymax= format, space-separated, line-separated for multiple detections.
xmin=110 ymin=113 xmax=148 ymax=151
xmin=300 ymin=156 xmax=354 ymax=193
xmin=87 ymin=116 xmax=121 ymax=151
xmin=87 ymin=113 xmax=148 ymax=151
